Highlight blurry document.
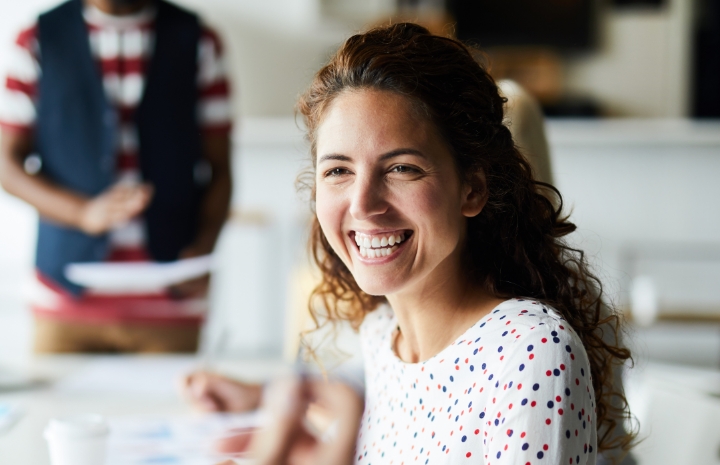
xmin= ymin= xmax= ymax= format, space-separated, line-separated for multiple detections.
xmin=65 ymin=255 xmax=213 ymax=293
xmin=107 ymin=412 xmax=259 ymax=465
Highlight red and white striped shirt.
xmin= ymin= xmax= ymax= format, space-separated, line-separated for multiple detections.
xmin=0 ymin=4 xmax=232 ymax=262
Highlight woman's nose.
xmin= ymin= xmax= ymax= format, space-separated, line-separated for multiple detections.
xmin=348 ymin=175 xmax=388 ymax=220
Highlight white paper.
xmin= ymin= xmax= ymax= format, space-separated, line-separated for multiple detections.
xmin=53 ymin=356 xmax=198 ymax=396
xmin=0 ymin=403 xmax=23 ymax=436
xmin=107 ymin=413 xmax=260 ymax=465
xmin=64 ymin=255 xmax=213 ymax=293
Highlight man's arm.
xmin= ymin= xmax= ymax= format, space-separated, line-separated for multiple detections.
xmin=181 ymin=132 xmax=232 ymax=257
xmin=0 ymin=128 xmax=151 ymax=234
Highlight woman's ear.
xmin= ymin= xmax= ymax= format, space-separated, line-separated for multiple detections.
xmin=460 ymin=171 xmax=487 ymax=218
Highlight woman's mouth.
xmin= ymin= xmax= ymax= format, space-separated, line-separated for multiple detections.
xmin=352 ymin=230 xmax=412 ymax=259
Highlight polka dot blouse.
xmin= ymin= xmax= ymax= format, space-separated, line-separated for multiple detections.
xmin=355 ymin=298 xmax=597 ymax=465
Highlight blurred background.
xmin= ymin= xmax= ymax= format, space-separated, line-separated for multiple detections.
xmin=0 ymin=0 xmax=719 ymax=464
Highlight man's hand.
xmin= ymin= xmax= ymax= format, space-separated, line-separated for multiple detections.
xmin=78 ymin=182 xmax=153 ymax=235
xmin=180 ymin=371 xmax=263 ymax=413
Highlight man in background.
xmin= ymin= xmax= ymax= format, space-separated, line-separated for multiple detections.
xmin=0 ymin=0 xmax=232 ymax=352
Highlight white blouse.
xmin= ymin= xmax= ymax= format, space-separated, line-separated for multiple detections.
xmin=355 ymin=298 xmax=598 ymax=465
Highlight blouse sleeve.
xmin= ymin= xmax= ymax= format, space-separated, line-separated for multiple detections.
xmin=479 ymin=320 xmax=598 ymax=465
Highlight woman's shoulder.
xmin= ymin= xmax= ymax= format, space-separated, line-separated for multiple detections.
xmin=464 ymin=298 xmax=586 ymax=360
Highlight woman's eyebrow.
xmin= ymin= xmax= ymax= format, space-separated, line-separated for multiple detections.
xmin=379 ymin=148 xmax=426 ymax=160
xmin=318 ymin=148 xmax=426 ymax=164
xmin=318 ymin=153 xmax=352 ymax=164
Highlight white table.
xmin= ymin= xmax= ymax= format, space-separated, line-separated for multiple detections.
xmin=0 ymin=355 xmax=286 ymax=465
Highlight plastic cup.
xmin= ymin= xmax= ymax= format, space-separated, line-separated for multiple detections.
xmin=44 ymin=414 xmax=109 ymax=465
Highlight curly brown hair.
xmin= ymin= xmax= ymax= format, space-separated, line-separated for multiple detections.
xmin=297 ymin=22 xmax=634 ymax=455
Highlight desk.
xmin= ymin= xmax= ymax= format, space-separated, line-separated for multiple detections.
xmin=0 ymin=355 xmax=286 ymax=465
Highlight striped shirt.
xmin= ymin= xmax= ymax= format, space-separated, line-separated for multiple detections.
xmin=0 ymin=4 xmax=232 ymax=261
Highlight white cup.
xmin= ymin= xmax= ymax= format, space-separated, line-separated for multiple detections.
xmin=44 ymin=414 xmax=109 ymax=465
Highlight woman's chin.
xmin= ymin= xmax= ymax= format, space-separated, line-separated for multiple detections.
xmin=354 ymin=275 xmax=403 ymax=297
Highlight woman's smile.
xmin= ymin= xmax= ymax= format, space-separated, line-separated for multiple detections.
xmin=349 ymin=229 xmax=412 ymax=261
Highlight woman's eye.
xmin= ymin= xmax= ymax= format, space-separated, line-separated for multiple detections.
xmin=325 ymin=167 xmax=350 ymax=177
xmin=390 ymin=165 xmax=418 ymax=174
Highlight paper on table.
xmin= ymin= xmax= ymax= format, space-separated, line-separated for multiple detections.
xmin=53 ymin=356 xmax=198 ymax=396
xmin=107 ymin=412 xmax=260 ymax=465
xmin=0 ymin=403 xmax=23 ymax=436
xmin=65 ymin=255 xmax=213 ymax=293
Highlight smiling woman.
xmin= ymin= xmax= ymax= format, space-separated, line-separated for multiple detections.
xmin=294 ymin=22 xmax=635 ymax=465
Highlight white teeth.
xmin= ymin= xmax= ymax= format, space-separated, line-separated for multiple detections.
xmin=355 ymin=232 xmax=408 ymax=257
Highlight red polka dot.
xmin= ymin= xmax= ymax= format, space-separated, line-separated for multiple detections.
xmin=517 ymin=383 xmax=522 ymax=390
xmin=543 ymin=444 xmax=549 ymax=451
xmin=556 ymin=396 xmax=562 ymax=402
xmin=474 ymin=429 xmax=479 ymax=435
xmin=541 ymin=338 xmax=548 ymax=343
xmin=531 ymin=401 xmax=537 ymax=407
xmin=545 ymin=418 xmax=551 ymax=425
xmin=529 ymin=354 xmax=535 ymax=360
xmin=560 ymin=364 xmax=566 ymax=370
xmin=558 ymin=408 xmax=564 ymax=415
xmin=546 ymin=370 xmax=552 ymax=376
xmin=466 ymin=452 xmax=472 ymax=458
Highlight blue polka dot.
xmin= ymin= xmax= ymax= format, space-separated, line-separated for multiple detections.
xmin=565 ymin=388 xmax=571 ymax=396
xmin=527 ymin=345 xmax=534 ymax=352
xmin=473 ymin=348 xmax=478 ymax=355
xmin=533 ymin=383 xmax=540 ymax=391
xmin=498 ymin=346 xmax=503 ymax=353
xmin=522 ymin=443 xmax=529 ymax=450
xmin=537 ymin=451 xmax=544 ymax=459
xmin=553 ymin=337 xmax=560 ymax=343
xmin=519 ymin=364 xmax=525 ymax=371
xmin=566 ymin=430 xmax=571 ymax=438
xmin=565 ymin=345 xmax=572 ymax=353
xmin=489 ymin=374 xmax=494 ymax=380
xmin=470 ymin=365 xmax=474 ymax=371
xmin=430 ymin=374 xmax=434 ymax=379
xmin=479 ymin=412 xmax=485 ymax=418
xmin=462 ymin=435 xmax=467 ymax=442
xmin=581 ymin=368 xmax=585 ymax=376
xmin=482 ymin=363 xmax=487 ymax=369
xmin=547 ymin=401 xmax=554 ymax=408
xmin=551 ymin=331 xmax=558 ymax=336
xmin=494 ymin=419 xmax=499 ymax=426
xmin=442 ymin=386 xmax=446 ymax=392
xmin=521 ymin=398 xmax=528 ymax=405
xmin=554 ymin=369 xmax=561 ymax=376
xmin=454 ymin=358 xmax=460 ymax=364
xmin=502 ymin=331 xmax=508 ymax=336
xmin=497 ymin=451 xmax=501 ymax=459
xmin=450 ymin=376 xmax=454 ymax=382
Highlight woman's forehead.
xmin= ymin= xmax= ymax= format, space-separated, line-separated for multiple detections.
xmin=316 ymin=90 xmax=436 ymax=159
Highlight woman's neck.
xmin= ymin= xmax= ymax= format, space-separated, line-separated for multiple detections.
xmin=387 ymin=266 xmax=504 ymax=363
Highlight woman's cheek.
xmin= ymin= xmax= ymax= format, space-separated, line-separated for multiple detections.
xmin=315 ymin=191 xmax=345 ymax=256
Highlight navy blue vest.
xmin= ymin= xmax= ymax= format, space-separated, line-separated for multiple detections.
xmin=36 ymin=0 xmax=204 ymax=295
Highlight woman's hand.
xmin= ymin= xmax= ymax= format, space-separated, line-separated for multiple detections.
xmin=180 ymin=371 xmax=263 ymax=413
xmin=247 ymin=377 xmax=364 ymax=465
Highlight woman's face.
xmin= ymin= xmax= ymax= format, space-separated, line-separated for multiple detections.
xmin=315 ymin=90 xmax=484 ymax=297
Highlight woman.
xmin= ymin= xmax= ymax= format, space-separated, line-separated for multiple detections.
xmin=192 ymin=23 xmax=633 ymax=465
